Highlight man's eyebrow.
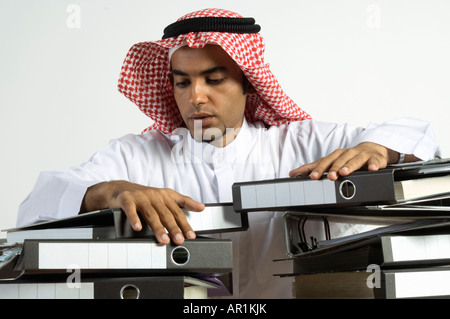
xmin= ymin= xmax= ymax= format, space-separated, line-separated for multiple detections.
xmin=200 ymin=66 xmax=228 ymax=75
xmin=171 ymin=69 xmax=188 ymax=76
xmin=171 ymin=66 xmax=228 ymax=76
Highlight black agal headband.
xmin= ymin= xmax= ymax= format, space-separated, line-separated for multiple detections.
xmin=162 ymin=17 xmax=261 ymax=39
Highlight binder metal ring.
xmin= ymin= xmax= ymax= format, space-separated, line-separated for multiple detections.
xmin=171 ymin=246 xmax=190 ymax=266
xmin=120 ymin=284 xmax=141 ymax=299
xmin=339 ymin=180 xmax=356 ymax=200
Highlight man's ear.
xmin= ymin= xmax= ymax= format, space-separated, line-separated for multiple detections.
xmin=242 ymin=76 xmax=257 ymax=95
xmin=245 ymin=82 xmax=257 ymax=95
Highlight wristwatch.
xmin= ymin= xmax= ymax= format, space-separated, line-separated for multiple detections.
xmin=397 ymin=152 xmax=406 ymax=164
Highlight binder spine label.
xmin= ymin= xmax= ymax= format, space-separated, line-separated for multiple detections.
xmin=38 ymin=242 xmax=167 ymax=269
xmin=383 ymin=234 xmax=450 ymax=263
xmin=238 ymin=179 xmax=337 ymax=210
xmin=0 ymin=283 xmax=94 ymax=299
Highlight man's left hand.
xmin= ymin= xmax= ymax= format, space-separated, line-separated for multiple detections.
xmin=289 ymin=142 xmax=400 ymax=181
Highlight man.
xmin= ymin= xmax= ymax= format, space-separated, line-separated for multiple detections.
xmin=17 ymin=8 xmax=440 ymax=298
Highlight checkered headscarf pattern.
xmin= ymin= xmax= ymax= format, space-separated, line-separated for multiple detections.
xmin=118 ymin=8 xmax=311 ymax=133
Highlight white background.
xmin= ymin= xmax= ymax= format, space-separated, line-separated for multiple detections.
xmin=1 ymin=0 xmax=449 ymax=234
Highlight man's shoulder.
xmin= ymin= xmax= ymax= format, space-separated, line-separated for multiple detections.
xmin=268 ymin=119 xmax=338 ymax=131
xmin=258 ymin=119 xmax=345 ymax=142
xmin=261 ymin=119 xmax=315 ymax=132
xmin=114 ymin=129 xmax=178 ymax=147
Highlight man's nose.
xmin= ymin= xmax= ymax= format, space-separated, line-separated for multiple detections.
xmin=190 ymin=80 xmax=209 ymax=106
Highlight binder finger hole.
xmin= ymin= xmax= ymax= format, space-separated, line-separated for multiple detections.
xmin=339 ymin=180 xmax=356 ymax=200
xmin=120 ymin=284 xmax=140 ymax=299
xmin=171 ymin=246 xmax=190 ymax=266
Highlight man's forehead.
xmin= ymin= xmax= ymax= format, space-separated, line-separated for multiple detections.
xmin=170 ymin=45 xmax=239 ymax=74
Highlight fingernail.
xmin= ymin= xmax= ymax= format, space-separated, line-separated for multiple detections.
xmin=187 ymin=231 xmax=196 ymax=239
xmin=160 ymin=233 xmax=170 ymax=243
xmin=341 ymin=167 xmax=349 ymax=174
xmin=328 ymin=171 xmax=337 ymax=179
xmin=310 ymin=172 xmax=320 ymax=179
xmin=294 ymin=173 xmax=304 ymax=178
xmin=175 ymin=233 xmax=184 ymax=242
xmin=133 ymin=222 xmax=142 ymax=231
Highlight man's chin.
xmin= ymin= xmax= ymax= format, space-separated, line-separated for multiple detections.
xmin=190 ymin=126 xmax=224 ymax=144
xmin=192 ymin=134 xmax=223 ymax=146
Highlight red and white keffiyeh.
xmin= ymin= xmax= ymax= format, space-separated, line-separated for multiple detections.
xmin=118 ymin=8 xmax=310 ymax=133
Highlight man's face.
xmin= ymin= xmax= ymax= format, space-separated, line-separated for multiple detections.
xmin=171 ymin=45 xmax=250 ymax=147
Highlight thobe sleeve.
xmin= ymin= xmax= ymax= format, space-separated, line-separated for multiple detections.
xmin=295 ymin=118 xmax=441 ymax=163
xmin=351 ymin=118 xmax=441 ymax=161
xmin=16 ymin=139 xmax=130 ymax=227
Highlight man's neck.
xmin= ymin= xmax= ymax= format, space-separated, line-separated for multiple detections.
xmin=191 ymin=117 xmax=247 ymax=148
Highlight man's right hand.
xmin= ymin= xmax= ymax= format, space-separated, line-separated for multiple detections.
xmin=80 ymin=181 xmax=205 ymax=245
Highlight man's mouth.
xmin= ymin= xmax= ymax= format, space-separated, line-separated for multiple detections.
xmin=189 ymin=113 xmax=215 ymax=126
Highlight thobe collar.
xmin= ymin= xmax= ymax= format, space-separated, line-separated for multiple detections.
xmin=172 ymin=117 xmax=257 ymax=166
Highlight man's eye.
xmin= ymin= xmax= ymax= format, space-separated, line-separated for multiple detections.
xmin=175 ymin=80 xmax=190 ymax=88
xmin=207 ymin=78 xmax=225 ymax=85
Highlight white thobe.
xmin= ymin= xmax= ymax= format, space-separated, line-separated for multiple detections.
xmin=17 ymin=118 xmax=440 ymax=298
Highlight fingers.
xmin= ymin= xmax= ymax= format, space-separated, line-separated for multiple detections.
xmin=290 ymin=142 xmax=390 ymax=181
xmin=129 ymin=201 xmax=172 ymax=244
xmin=177 ymin=196 xmax=206 ymax=213
xmin=289 ymin=149 xmax=346 ymax=181
xmin=111 ymin=184 xmax=204 ymax=245
xmin=289 ymin=162 xmax=316 ymax=179
xmin=309 ymin=149 xmax=347 ymax=180
xmin=154 ymin=195 xmax=196 ymax=244
xmin=327 ymin=149 xmax=370 ymax=179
